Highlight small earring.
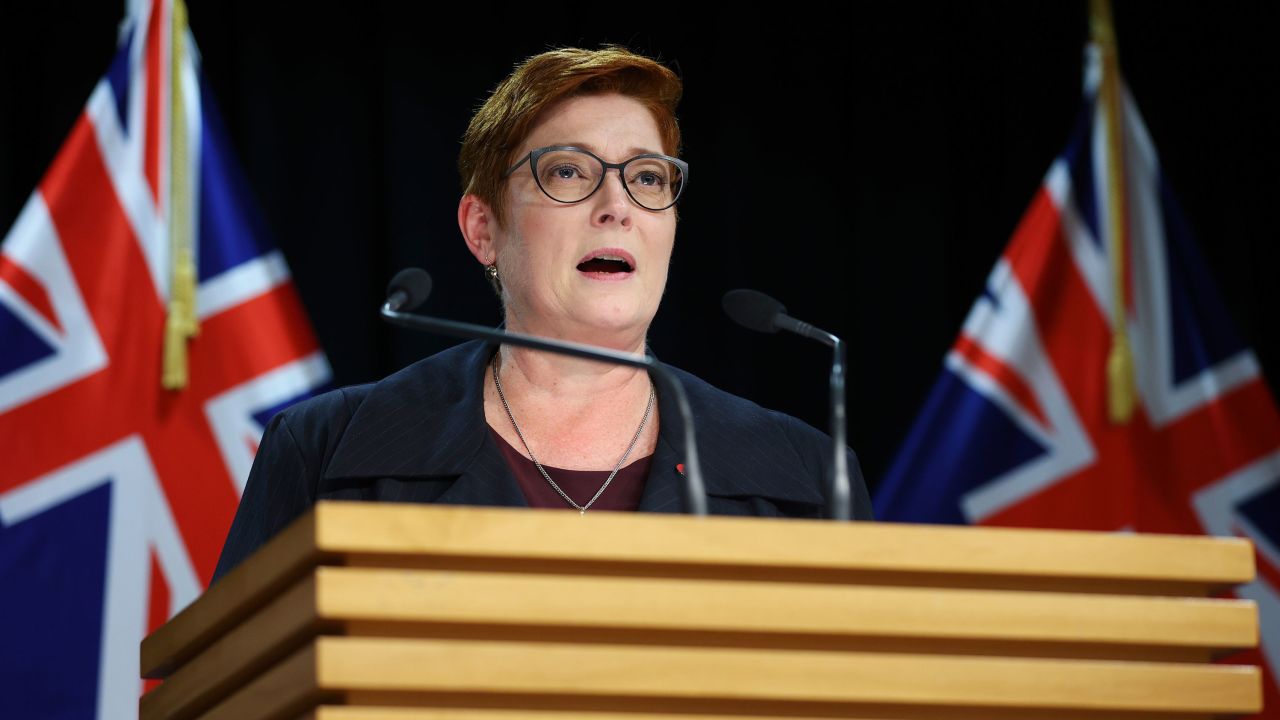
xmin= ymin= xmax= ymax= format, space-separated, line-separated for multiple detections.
xmin=485 ymin=262 xmax=501 ymax=294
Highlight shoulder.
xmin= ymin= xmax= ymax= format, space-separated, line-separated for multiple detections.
xmin=261 ymin=383 xmax=370 ymax=477
xmin=668 ymin=364 xmax=827 ymax=448
xmin=213 ymin=340 xmax=492 ymax=582
xmin=273 ymin=383 xmax=369 ymax=436
xmin=659 ymin=363 xmax=873 ymax=520
xmin=269 ymin=339 xmax=490 ymax=476
xmin=276 ymin=340 xmax=484 ymax=427
xmin=663 ymin=365 xmax=833 ymax=492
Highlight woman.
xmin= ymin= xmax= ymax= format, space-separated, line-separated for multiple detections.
xmin=213 ymin=47 xmax=872 ymax=581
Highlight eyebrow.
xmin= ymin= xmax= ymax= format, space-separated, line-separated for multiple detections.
xmin=558 ymin=142 xmax=664 ymax=158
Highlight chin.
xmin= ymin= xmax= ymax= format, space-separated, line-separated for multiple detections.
xmin=577 ymin=306 xmax=654 ymax=339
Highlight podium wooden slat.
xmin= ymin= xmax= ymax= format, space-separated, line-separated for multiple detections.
xmin=310 ymin=504 xmax=1252 ymax=589
xmin=321 ymin=567 xmax=1254 ymax=654
xmin=196 ymin=637 xmax=1259 ymax=720
xmin=139 ymin=502 xmax=1263 ymax=720
xmin=300 ymin=708 xmax=1250 ymax=720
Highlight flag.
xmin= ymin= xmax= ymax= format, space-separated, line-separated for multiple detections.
xmin=0 ymin=1 xmax=330 ymax=717
xmin=873 ymin=12 xmax=1280 ymax=717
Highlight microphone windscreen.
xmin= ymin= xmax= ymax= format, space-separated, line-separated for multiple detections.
xmin=722 ymin=288 xmax=786 ymax=333
xmin=386 ymin=267 xmax=433 ymax=311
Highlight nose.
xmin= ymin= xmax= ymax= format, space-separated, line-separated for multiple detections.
xmin=591 ymin=168 xmax=633 ymax=228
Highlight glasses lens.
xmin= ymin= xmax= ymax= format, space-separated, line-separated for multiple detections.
xmin=532 ymin=149 xmax=684 ymax=210
xmin=624 ymin=157 xmax=684 ymax=210
xmin=534 ymin=149 xmax=599 ymax=203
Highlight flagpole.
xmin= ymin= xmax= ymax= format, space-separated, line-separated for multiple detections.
xmin=1090 ymin=0 xmax=1137 ymax=424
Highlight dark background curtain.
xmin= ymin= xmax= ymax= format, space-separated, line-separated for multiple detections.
xmin=3 ymin=2 xmax=1276 ymax=494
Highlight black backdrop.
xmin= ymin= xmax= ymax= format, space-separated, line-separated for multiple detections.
xmin=3 ymin=2 xmax=1277 ymax=496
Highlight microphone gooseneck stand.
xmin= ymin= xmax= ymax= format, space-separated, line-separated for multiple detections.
xmin=722 ymin=289 xmax=852 ymax=521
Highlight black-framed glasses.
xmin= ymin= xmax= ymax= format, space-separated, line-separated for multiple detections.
xmin=504 ymin=145 xmax=688 ymax=212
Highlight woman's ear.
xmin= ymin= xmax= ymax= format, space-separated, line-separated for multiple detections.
xmin=458 ymin=194 xmax=498 ymax=265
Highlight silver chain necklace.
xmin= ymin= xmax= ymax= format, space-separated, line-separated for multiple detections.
xmin=492 ymin=352 xmax=655 ymax=515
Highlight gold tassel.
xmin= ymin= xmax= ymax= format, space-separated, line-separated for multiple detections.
xmin=1091 ymin=0 xmax=1137 ymax=423
xmin=162 ymin=0 xmax=199 ymax=390
xmin=1107 ymin=326 xmax=1136 ymax=422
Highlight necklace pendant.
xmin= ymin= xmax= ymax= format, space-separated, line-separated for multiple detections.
xmin=579 ymin=508 xmax=586 ymax=516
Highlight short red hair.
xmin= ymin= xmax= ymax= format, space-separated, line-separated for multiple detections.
xmin=459 ymin=46 xmax=683 ymax=225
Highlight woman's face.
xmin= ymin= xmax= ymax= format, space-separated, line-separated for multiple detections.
xmin=490 ymin=93 xmax=677 ymax=346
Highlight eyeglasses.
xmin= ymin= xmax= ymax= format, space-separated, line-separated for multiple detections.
xmin=504 ymin=145 xmax=688 ymax=212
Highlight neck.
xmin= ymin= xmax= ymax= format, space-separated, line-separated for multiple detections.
xmin=486 ymin=315 xmax=660 ymax=470
xmin=495 ymin=340 xmax=649 ymax=405
xmin=499 ymin=312 xmax=651 ymax=399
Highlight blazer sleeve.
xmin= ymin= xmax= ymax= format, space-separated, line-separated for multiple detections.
xmin=846 ymin=446 xmax=875 ymax=521
xmin=211 ymin=411 xmax=317 ymax=583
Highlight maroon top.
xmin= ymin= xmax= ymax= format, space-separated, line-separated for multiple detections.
xmin=489 ymin=425 xmax=651 ymax=511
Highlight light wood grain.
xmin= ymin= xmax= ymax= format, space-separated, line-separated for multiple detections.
xmin=305 ymin=707 xmax=1227 ymax=720
xmin=195 ymin=642 xmax=317 ymax=720
xmin=308 ymin=636 xmax=1260 ymax=715
xmin=318 ymin=567 xmax=1256 ymax=658
xmin=312 ymin=503 xmax=1253 ymax=591
xmin=141 ymin=503 xmax=1261 ymax=719
xmin=144 ymin=503 xmax=1255 ymax=681
xmin=144 ymin=564 xmax=1257 ymax=720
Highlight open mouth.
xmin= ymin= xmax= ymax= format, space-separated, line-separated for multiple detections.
xmin=577 ymin=257 xmax=633 ymax=273
xmin=576 ymin=250 xmax=635 ymax=275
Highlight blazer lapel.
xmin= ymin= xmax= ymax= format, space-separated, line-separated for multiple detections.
xmin=433 ymin=431 xmax=529 ymax=508
xmin=322 ymin=339 xmax=525 ymax=508
xmin=637 ymin=431 xmax=686 ymax=513
xmin=639 ymin=363 xmax=693 ymax=513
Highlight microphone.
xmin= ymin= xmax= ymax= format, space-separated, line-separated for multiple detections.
xmin=385 ymin=268 xmax=432 ymax=312
xmin=721 ymin=288 xmax=785 ymax=333
xmin=380 ymin=268 xmax=709 ymax=516
xmin=722 ymin=289 xmax=853 ymax=521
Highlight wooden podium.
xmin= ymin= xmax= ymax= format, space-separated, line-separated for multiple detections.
xmin=140 ymin=502 xmax=1262 ymax=719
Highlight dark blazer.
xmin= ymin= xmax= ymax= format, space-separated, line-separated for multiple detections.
xmin=212 ymin=339 xmax=873 ymax=580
